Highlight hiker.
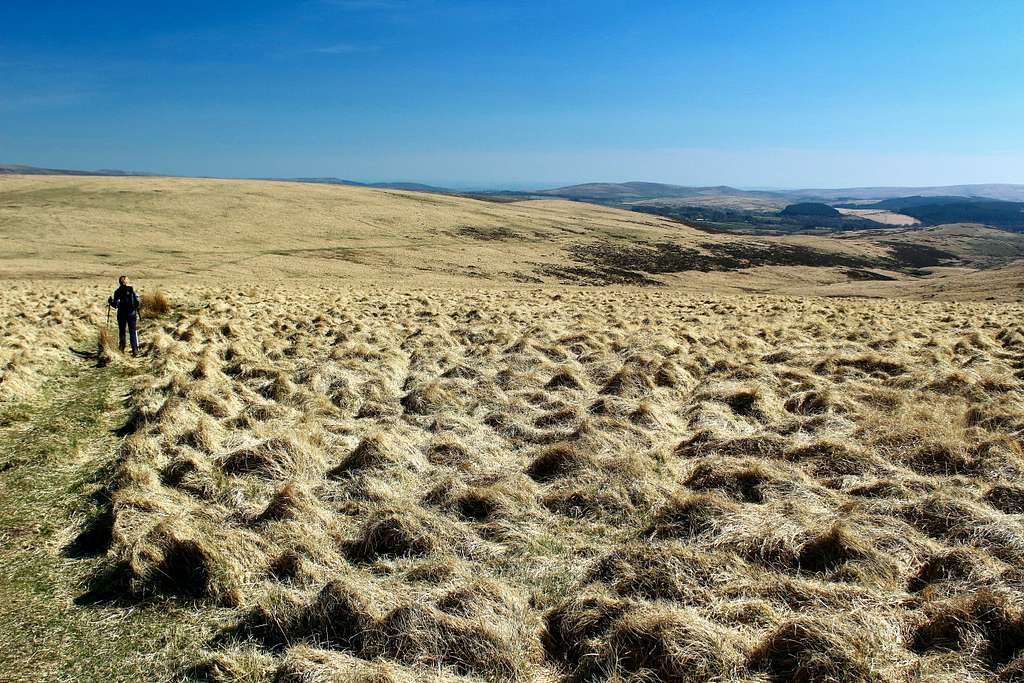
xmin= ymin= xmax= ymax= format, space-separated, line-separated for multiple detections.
xmin=108 ymin=275 xmax=140 ymax=355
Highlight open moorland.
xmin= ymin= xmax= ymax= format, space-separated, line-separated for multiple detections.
xmin=5 ymin=174 xmax=1024 ymax=299
xmin=2 ymin=175 xmax=1024 ymax=682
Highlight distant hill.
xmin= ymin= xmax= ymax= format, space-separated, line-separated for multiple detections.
xmin=6 ymin=165 xmax=1024 ymax=205
xmin=852 ymin=196 xmax=982 ymax=210
xmin=6 ymin=173 xmax=1024 ymax=298
xmin=285 ymin=176 xmax=362 ymax=186
xmin=780 ymin=202 xmax=841 ymax=217
xmin=539 ymin=181 xmax=1024 ymax=205
xmin=854 ymin=197 xmax=1024 ymax=230
xmin=1 ymin=166 xmax=452 ymax=194
xmin=0 ymin=163 xmax=153 ymax=177
xmin=538 ymin=182 xmax=783 ymax=203
xmin=272 ymin=177 xmax=453 ymax=193
xmin=784 ymin=184 xmax=1024 ymax=203
xmin=831 ymin=195 xmax=1024 ymax=230
xmin=367 ymin=182 xmax=451 ymax=192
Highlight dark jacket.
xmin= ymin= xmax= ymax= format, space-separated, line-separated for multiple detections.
xmin=110 ymin=285 xmax=140 ymax=317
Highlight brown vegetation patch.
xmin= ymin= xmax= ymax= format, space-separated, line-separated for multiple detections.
xmin=346 ymin=509 xmax=442 ymax=560
xmin=140 ymin=289 xmax=172 ymax=316
xmin=645 ymin=492 xmax=739 ymax=539
xmin=526 ymin=442 xmax=598 ymax=482
xmin=912 ymin=590 xmax=1024 ymax=670
xmin=748 ymin=618 xmax=887 ymax=683
xmin=985 ymin=483 xmax=1024 ymax=515
xmin=685 ymin=460 xmax=776 ymax=503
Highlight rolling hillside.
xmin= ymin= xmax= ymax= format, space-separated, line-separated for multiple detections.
xmin=3 ymin=174 xmax=1023 ymax=300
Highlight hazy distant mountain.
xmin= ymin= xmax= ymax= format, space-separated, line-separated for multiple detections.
xmin=0 ymin=163 xmax=153 ymax=176
xmin=782 ymin=184 xmax=1024 ymax=203
xmin=366 ymin=181 xmax=451 ymax=192
xmin=285 ymin=176 xmax=363 ymax=186
xmin=5 ymin=165 xmax=1023 ymax=204
xmin=538 ymin=182 xmax=783 ymax=202
xmin=845 ymin=196 xmax=981 ymax=210
xmin=540 ymin=181 xmax=1024 ymax=204
xmin=283 ymin=177 xmax=451 ymax=193
xmin=1 ymin=165 xmax=451 ymax=193
xmin=850 ymin=196 xmax=1024 ymax=230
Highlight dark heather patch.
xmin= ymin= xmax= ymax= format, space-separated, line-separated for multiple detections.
xmin=844 ymin=269 xmax=897 ymax=281
xmin=455 ymin=226 xmax=519 ymax=241
xmin=538 ymin=264 xmax=662 ymax=286
xmin=550 ymin=241 xmax=879 ymax=282
xmin=538 ymin=238 xmax=964 ymax=286
xmin=882 ymin=242 xmax=959 ymax=269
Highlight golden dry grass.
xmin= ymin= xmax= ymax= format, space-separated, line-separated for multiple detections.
xmin=4 ymin=173 xmax=1024 ymax=300
xmin=140 ymin=289 xmax=172 ymax=317
xmin=837 ymin=208 xmax=921 ymax=226
xmin=4 ymin=279 xmax=1023 ymax=681
xmin=3 ymin=176 xmax=1024 ymax=681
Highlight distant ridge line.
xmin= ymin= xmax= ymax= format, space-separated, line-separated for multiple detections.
xmin=539 ymin=181 xmax=1024 ymax=203
xmin=3 ymin=164 xmax=1024 ymax=202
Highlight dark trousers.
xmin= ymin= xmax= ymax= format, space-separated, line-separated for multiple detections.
xmin=118 ymin=313 xmax=139 ymax=354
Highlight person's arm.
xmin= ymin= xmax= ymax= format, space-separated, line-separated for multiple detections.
xmin=108 ymin=289 xmax=119 ymax=309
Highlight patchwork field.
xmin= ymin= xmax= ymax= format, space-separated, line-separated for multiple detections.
xmin=836 ymin=208 xmax=921 ymax=227
xmin=2 ymin=175 xmax=1024 ymax=682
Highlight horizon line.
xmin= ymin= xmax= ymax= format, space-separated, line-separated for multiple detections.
xmin=3 ymin=162 xmax=1024 ymax=194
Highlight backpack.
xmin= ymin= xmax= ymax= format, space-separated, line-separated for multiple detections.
xmin=116 ymin=286 xmax=139 ymax=314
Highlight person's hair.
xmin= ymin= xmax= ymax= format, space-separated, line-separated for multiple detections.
xmin=119 ymin=275 xmax=128 ymax=286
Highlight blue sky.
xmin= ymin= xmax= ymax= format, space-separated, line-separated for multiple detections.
xmin=2 ymin=0 xmax=1022 ymax=188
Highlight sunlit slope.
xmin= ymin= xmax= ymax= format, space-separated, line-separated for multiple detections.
xmin=2 ymin=174 xmax=1023 ymax=298
xmin=0 ymin=175 xmax=709 ymax=283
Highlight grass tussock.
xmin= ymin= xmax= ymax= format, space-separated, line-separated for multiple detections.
xmin=346 ymin=508 xmax=443 ymax=560
xmin=140 ymin=289 xmax=172 ymax=317
xmin=748 ymin=617 xmax=889 ymax=682
xmin=97 ymin=325 xmax=118 ymax=366
xmin=601 ymin=605 xmax=743 ymax=681
xmin=912 ymin=590 xmax=1024 ymax=671
xmin=645 ymin=491 xmax=739 ymax=539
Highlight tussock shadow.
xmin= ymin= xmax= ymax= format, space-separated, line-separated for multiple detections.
xmin=63 ymin=455 xmax=123 ymax=560
xmin=73 ymin=563 xmax=134 ymax=606
xmin=73 ymin=552 xmax=214 ymax=607
xmin=114 ymin=409 xmax=146 ymax=438
xmin=63 ymin=509 xmax=114 ymax=559
xmin=68 ymin=345 xmax=98 ymax=360
xmin=65 ymin=408 xmax=146 ymax=595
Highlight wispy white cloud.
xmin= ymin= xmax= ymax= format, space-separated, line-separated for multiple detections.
xmin=320 ymin=0 xmax=408 ymax=10
xmin=0 ymin=91 xmax=88 ymax=112
xmin=311 ymin=42 xmax=377 ymax=54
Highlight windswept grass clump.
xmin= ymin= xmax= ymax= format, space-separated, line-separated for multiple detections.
xmin=748 ymin=617 xmax=893 ymax=683
xmin=140 ymin=289 xmax=172 ymax=317
xmin=97 ymin=326 xmax=118 ymax=366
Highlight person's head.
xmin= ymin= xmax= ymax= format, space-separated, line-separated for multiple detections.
xmin=119 ymin=275 xmax=129 ymax=286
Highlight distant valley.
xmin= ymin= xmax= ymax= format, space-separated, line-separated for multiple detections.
xmin=531 ymin=182 xmax=1024 ymax=235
